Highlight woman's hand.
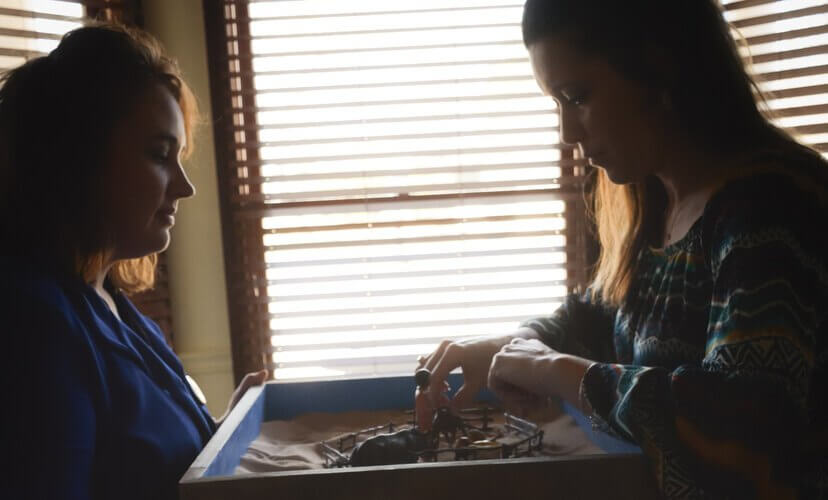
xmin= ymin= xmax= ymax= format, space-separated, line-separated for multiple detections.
xmin=488 ymin=338 xmax=557 ymax=412
xmin=417 ymin=327 xmax=540 ymax=410
xmin=488 ymin=338 xmax=594 ymax=413
xmin=215 ymin=369 xmax=268 ymax=426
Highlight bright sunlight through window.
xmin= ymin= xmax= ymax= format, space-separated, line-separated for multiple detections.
xmin=224 ymin=0 xmax=827 ymax=381
xmin=243 ymin=0 xmax=577 ymax=380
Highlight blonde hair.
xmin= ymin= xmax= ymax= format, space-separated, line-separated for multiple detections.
xmin=81 ymin=253 xmax=159 ymax=293
xmin=520 ymin=0 xmax=825 ymax=305
xmin=587 ymin=29 xmax=825 ymax=306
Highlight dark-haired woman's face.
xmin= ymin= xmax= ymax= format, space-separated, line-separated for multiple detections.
xmin=100 ymin=83 xmax=195 ymax=260
xmin=529 ymin=36 xmax=669 ymax=184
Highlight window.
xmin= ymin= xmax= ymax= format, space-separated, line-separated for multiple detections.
xmin=205 ymin=0 xmax=592 ymax=382
xmin=0 ymin=0 xmax=141 ymax=75
xmin=0 ymin=1 xmax=84 ymax=73
xmin=722 ymin=0 xmax=828 ymax=153
xmin=206 ymin=0 xmax=828 ymax=383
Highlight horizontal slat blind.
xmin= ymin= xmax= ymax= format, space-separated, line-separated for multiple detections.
xmin=0 ymin=0 xmax=142 ymax=71
xmin=722 ymin=0 xmax=828 ymax=152
xmin=208 ymin=0 xmax=826 ymax=382
xmin=0 ymin=1 xmax=84 ymax=72
xmin=208 ymin=0 xmax=589 ymax=381
xmin=264 ymin=194 xmax=573 ymax=378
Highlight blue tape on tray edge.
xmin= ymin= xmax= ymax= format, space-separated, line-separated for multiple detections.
xmin=562 ymin=400 xmax=642 ymax=454
xmin=204 ymin=387 xmax=266 ymax=477
xmin=264 ymin=373 xmax=475 ymax=420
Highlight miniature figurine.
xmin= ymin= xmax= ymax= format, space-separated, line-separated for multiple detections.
xmin=333 ymin=407 xmax=544 ymax=468
xmin=349 ymin=428 xmax=430 ymax=467
xmin=413 ymin=368 xmax=450 ymax=433
xmin=430 ymin=406 xmax=468 ymax=446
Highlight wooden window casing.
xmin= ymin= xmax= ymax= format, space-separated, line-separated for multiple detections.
xmin=204 ymin=0 xmax=827 ymax=383
xmin=203 ymin=0 xmax=592 ymax=383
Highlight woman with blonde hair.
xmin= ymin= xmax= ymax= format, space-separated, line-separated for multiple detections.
xmin=0 ymin=25 xmax=265 ymax=500
xmin=420 ymin=1 xmax=827 ymax=497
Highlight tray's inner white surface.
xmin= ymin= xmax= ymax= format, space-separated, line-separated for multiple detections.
xmin=235 ymin=402 xmax=605 ymax=474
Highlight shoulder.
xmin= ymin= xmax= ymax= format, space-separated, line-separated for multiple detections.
xmin=2 ymin=262 xmax=80 ymax=321
xmin=0 ymin=260 xmax=96 ymax=358
xmin=699 ymin=167 xmax=828 ymax=279
xmin=702 ymin=168 xmax=826 ymax=242
xmin=706 ymin=171 xmax=824 ymax=225
xmin=0 ymin=262 xmax=103 ymax=414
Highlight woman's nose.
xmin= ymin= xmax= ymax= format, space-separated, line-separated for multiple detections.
xmin=172 ymin=162 xmax=196 ymax=199
xmin=558 ymin=106 xmax=585 ymax=145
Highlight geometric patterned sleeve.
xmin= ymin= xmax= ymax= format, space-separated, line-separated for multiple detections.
xmin=519 ymin=290 xmax=617 ymax=363
xmin=580 ymin=175 xmax=828 ymax=499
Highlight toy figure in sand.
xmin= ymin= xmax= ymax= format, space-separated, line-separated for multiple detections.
xmin=349 ymin=369 xmax=470 ymax=466
xmin=414 ymin=368 xmax=450 ymax=433
xmin=348 ymin=409 xmax=472 ymax=467
xmin=348 ymin=428 xmax=431 ymax=467
xmin=430 ymin=407 xmax=468 ymax=446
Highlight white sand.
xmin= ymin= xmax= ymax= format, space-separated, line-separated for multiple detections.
xmin=235 ymin=401 xmax=604 ymax=474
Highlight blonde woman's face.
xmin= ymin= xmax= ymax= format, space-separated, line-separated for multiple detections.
xmin=529 ymin=36 xmax=670 ymax=184
xmin=100 ymin=83 xmax=195 ymax=260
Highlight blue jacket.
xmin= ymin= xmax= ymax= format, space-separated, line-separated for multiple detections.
xmin=1 ymin=262 xmax=216 ymax=500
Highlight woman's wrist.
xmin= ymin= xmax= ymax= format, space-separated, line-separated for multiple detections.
xmin=547 ymin=353 xmax=594 ymax=410
xmin=577 ymin=362 xmax=598 ymax=415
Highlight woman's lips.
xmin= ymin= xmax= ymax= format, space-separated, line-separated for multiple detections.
xmin=157 ymin=210 xmax=176 ymax=226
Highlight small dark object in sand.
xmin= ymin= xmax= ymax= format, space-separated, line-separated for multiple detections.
xmin=349 ymin=428 xmax=431 ymax=467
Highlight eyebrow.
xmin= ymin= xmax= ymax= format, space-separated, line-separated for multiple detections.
xmin=550 ymin=82 xmax=580 ymax=94
xmin=152 ymin=132 xmax=186 ymax=151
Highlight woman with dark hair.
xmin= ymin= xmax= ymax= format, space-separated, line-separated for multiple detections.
xmin=0 ymin=25 xmax=265 ymax=500
xmin=420 ymin=1 xmax=827 ymax=498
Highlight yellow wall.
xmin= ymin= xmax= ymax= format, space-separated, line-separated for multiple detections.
xmin=142 ymin=0 xmax=235 ymax=417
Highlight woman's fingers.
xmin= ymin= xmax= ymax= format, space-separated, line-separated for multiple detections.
xmin=240 ymin=369 xmax=268 ymax=391
xmin=416 ymin=334 xmax=521 ymax=409
xmin=218 ymin=369 xmax=269 ymax=426
xmin=504 ymin=337 xmax=552 ymax=354
xmin=423 ymin=339 xmax=453 ymax=373
xmin=428 ymin=342 xmax=467 ymax=405
xmin=232 ymin=369 xmax=269 ymax=406
xmin=450 ymin=380 xmax=482 ymax=410
xmin=251 ymin=368 xmax=268 ymax=385
xmin=429 ymin=341 xmax=462 ymax=384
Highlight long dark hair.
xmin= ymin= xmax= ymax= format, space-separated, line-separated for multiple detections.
xmin=522 ymin=0 xmax=826 ymax=305
xmin=0 ymin=23 xmax=197 ymax=292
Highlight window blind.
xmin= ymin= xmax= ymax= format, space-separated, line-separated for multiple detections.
xmin=722 ymin=0 xmax=828 ymax=153
xmin=205 ymin=0 xmax=592 ymax=382
xmin=206 ymin=0 xmax=828 ymax=383
xmin=0 ymin=1 xmax=142 ymax=74
xmin=0 ymin=1 xmax=84 ymax=73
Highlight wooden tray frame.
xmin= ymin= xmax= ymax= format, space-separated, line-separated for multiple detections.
xmin=180 ymin=375 xmax=658 ymax=500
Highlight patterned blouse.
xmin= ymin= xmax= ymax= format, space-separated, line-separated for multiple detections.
xmin=522 ymin=172 xmax=827 ymax=499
